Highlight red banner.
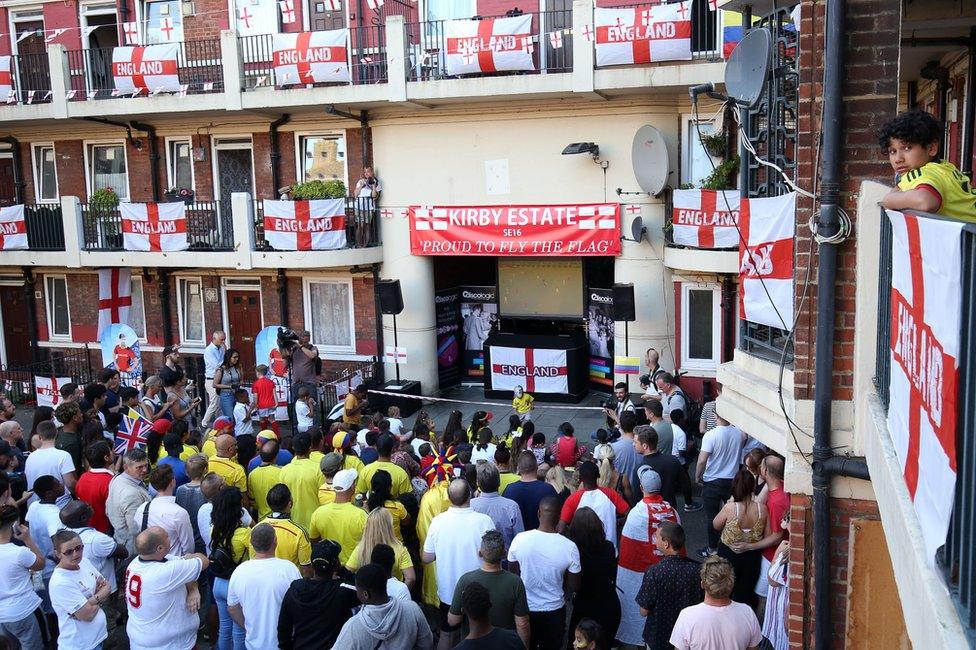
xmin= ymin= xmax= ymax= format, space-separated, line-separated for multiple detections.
xmin=409 ymin=203 xmax=621 ymax=256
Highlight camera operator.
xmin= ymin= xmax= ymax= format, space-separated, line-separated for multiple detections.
xmin=640 ymin=348 xmax=668 ymax=403
xmin=281 ymin=329 xmax=320 ymax=403
xmin=604 ymin=382 xmax=636 ymax=429
xmin=354 ymin=166 xmax=382 ymax=247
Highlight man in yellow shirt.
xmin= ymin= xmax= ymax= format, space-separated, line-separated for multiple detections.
xmin=279 ymin=432 xmax=322 ymax=529
xmin=201 ymin=417 xmax=234 ymax=458
xmin=247 ymin=441 xmax=283 ymax=520
xmin=356 ymin=434 xmax=411 ymax=497
xmin=255 ymin=483 xmax=312 ymax=576
xmin=208 ymin=435 xmax=249 ymax=505
xmin=308 ymin=468 xmax=367 ymax=565
xmin=343 ymin=386 xmax=368 ymax=426
xmin=318 ymin=453 xmax=344 ymax=506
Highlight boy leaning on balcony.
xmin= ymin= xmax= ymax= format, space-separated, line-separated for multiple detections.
xmin=879 ymin=109 xmax=976 ymax=222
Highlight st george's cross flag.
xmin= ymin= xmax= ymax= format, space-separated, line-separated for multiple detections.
xmin=0 ymin=57 xmax=12 ymax=99
xmin=112 ymin=44 xmax=180 ymax=93
xmin=97 ymin=268 xmax=132 ymax=339
xmin=738 ymin=192 xmax=796 ymax=330
xmin=444 ymin=15 xmax=535 ymax=76
xmin=0 ymin=205 xmax=28 ymax=250
xmin=887 ymin=210 xmax=964 ymax=565
xmin=273 ymin=30 xmax=350 ymax=85
xmin=672 ymin=189 xmax=740 ymax=248
xmin=489 ymin=345 xmax=568 ymax=393
xmin=263 ymin=199 xmax=347 ymax=250
xmin=120 ymin=202 xmax=188 ymax=252
xmin=594 ymin=2 xmax=692 ymax=67
xmin=35 ymin=376 xmax=72 ymax=409
xmin=114 ymin=407 xmax=152 ymax=454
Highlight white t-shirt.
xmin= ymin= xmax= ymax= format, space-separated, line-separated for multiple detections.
xmin=70 ymin=527 xmax=119 ymax=593
xmin=422 ymin=506 xmax=495 ymax=604
xmin=233 ymin=403 xmax=252 ymax=438
xmin=133 ymin=496 xmax=195 ymax=557
xmin=387 ymin=418 xmax=404 ymax=437
xmin=296 ymin=401 xmax=313 ymax=432
xmin=672 ymin=424 xmax=688 ymax=457
xmin=388 ymin=577 xmax=410 ymax=602
xmin=669 ymin=601 xmax=762 ymax=650
xmin=470 ymin=443 xmax=497 ymax=464
xmin=507 ymin=529 xmax=582 ymax=612
xmin=0 ymin=542 xmax=42 ymax=622
xmin=25 ymin=501 xmax=63 ymax=578
xmin=575 ymin=489 xmax=621 ymax=550
xmin=50 ymin=557 xmax=108 ymax=650
xmin=124 ymin=555 xmax=203 ymax=650
xmin=197 ymin=503 xmax=252 ymax=554
xmin=227 ymin=557 xmax=300 ymax=650
xmin=25 ymin=446 xmax=75 ymax=508
xmin=410 ymin=438 xmax=429 ymax=456
xmin=701 ymin=425 xmax=744 ymax=482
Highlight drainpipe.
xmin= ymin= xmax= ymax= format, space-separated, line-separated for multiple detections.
xmin=157 ymin=270 xmax=173 ymax=346
xmin=371 ymin=263 xmax=385 ymax=384
xmin=277 ymin=268 xmax=289 ymax=326
xmin=269 ymin=114 xmax=291 ymax=197
xmin=0 ymin=137 xmax=24 ymax=204
xmin=129 ymin=121 xmax=160 ymax=202
xmin=324 ymin=106 xmax=370 ymax=168
xmin=22 ymin=268 xmax=39 ymax=363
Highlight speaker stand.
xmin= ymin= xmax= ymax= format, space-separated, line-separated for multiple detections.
xmin=392 ymin=312 xmax=401 ymax=383
xmin=624 ymin=320 xmax=629 ymax=391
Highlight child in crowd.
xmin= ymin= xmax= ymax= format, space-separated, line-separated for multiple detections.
xmin=119 ymin=386 xmax=140 ymax=414
xmin=386 ymin=406 xmax=405 ymax=439
xmin=503 ymin=414 xmax=521 ymax=450
xmin=295 ymin=386 xmax=314 ymax=434
xmin=529 ymin=431 xmax=549 ymax=473
xmin=573 ymin=619 xmax=609 ymax=650
xmin=202 ymin=416 xmax=234 ymax=458
xmin=360 ymin=431 xmax=380 ymax=465
xmin=251 ymin=364 xmax=279 ymax=435
xmin=232 ymin=388 xmax=257 ymax=467
xmin=551 ymin=422 xmax=586 ymax=470
xmin=512 ymin=385 xmax=535 ymax=422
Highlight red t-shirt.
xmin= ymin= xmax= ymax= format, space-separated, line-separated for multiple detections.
xmin=252 ymin=376 xmax=276 ymax=409
xmin=764 ymin=487 xmax=790 ymax=562
xmin=75 ymin=469 xmax=114 ymax=533
xmin=559 ymin=486 xmax=630 ymax=525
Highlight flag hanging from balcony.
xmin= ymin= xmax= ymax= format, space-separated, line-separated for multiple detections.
xmin=0 ymin=205 xmax=28 ymax=251
xmin=721 ymin=10 xmax=744 ymax=59
xmin=594 ymin=2 xmax=692 ymax=67
xmin=0 ymin=56 xmax=11 ymax=99
xmin=887 ymin=210 xmax=963 ymax=566
xmin=737 ymin=192 xmax=795 ymax=330
xmin=112 ymin=44 xmax=180 ymax=93
xmin=444 ymin=15 xmax=535 ymax=77
xmin=273 ymin=30 xmax=350 ymax=85
xmin=35 ymin=376 xmax=72 ymax=409
xmin=120 ymin=202 xmax=189 ymax=252
xmin=97 ymin=269 xmax=132 ymax=340
xmin=672 ymin=189 xmax=739 ymax=248
xmin=263 ymin=199 xmax=347 ymax=251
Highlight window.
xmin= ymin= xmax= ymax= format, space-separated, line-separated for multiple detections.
xmin=166 ymin=139 xmax=194 ymax=191
xmin=129 ymin=277 xmax=147 ymax=339
xmin=178 ymin=278 xmax=205 ymax=344
xmin=87 ymin=143 xmax=128 ymax=200
xmin=683 ymin=118 xmax=721 ymax=188
xmin=144 ymin=0 xmax=183 ymax=43
xmin=424 ymin=0 xmax=476 ymax=21
xmin=297 ymin=135 xmax=346 ymax=185
xmin=303 ymin=279 xmax=355 ymax=353
xmin=680 ymin=283 xmax=721 ymax=372
xmin=32 ymin=144 xmax=58 ymax=203
xmin=45 ymin=276 xmax=71 ymax=339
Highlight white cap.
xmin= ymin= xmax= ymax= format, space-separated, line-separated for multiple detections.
xmin=332 ymin=468 xmax=358 ymax=492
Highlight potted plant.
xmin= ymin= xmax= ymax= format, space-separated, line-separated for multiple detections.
xmin=289 ymin=179 xmax=347 ymax=200
xmin=88 ymin=187 xmax=121 ymax=248
xmin=701 ymin=129 xmax=728 ymax=158
xmin=164 ymin=187 xmax=195 ymax=205
xmin=700 ymin=156 xmax=740 ymax=191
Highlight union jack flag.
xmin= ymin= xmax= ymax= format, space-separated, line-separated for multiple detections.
xmin=114 ymin=407 xmax=151 ymax=455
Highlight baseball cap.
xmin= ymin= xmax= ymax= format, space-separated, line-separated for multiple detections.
xmin=320 ymin=452 xmax=343 ymax=476
xmin=332 ymin=468 xmax=357 ymax=492
xmin=256 ymin=429 xmax=278 ymax=444
xmin=152 ymin=419 xmax=172 ymax=435
xmin=213 ymin=417 xmax=233 ymax=431
xmin=637 ymin=466 xmax=662 ymax=494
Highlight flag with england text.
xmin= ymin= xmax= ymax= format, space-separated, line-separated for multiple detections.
xmin=121 ymin=202 xmax=188 ymax=252
xmin=263 ymin=199 xmax=347 ymax=250
xmin=738 ymin=192 xmax=795 ymax=329
xmin=672 ymin=189 xmax=739 ymax=248
xmin=489 ymin=345 xmax=568 ymax=393
xmin=444 ymin=15 xmax=535 ymax=76
xmin=594 ymin=2 xmax=692 ymax=67
xmin=112 ymin=44 xmax=180 ymax=93
xmin=273 ymin=29 xmax=350 ymax=85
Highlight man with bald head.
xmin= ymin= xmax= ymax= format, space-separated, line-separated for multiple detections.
xmin=209 ymin=434 xmax=248 ymax=501
xmin=422 ymin=478 xmax=495 ymax=650
xmin=125 ymin=526 xmax=209 ymax=650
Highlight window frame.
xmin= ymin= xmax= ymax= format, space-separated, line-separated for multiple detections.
xmin=680 ymin=282 xmax=722 ymax=374
xmin=680 ymin=114 xmax=722 ymax=188
xmin=293 ymin=132 xmax=348 ymax=189
xmin=129 ymin=275 xmax=148 ymax=341
xmin=165 ymin=136 xmax=195 ymax=193
xmin=143 ymin=0 xmax=184 ymax=44
xmin=420 ymin=0 xmax=477 ymax=22
xmin=83 ymin=140 xmax=130 ymax=201
xmin=302 ymin=277 xmax=356 ymax=354
xmin=44 ymin=274 xmax=71 ymax=341
xmin=175 ymin=275 xmax=207 ymax=346
xmin=30 ymin=142 xmax=59 ymax=204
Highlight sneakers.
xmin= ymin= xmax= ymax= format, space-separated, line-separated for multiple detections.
xmin=683 ymin=502 xmax=703 ymax=512
xmin=697 ymin=546 xmax=716 ymax=559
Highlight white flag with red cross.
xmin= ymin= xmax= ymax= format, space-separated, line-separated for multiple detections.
xmin=263 ymin=199 xmax=347 ymax=251
xmin=273 ymin=30 xmax=350 ymax=85
xmin=444 ymin=15 xmax=535 ymax=77
xmin=35 ymin=376 xmax=72 ymax=409
xmin=489 ymin=345 xmax=569 ymax=393
xmin=97 ymin=268 xmax=132 ymax=339
xmin=594 ymin=2 xmax=692 ymax=66
xmin=887 ymin=210 xmax=963 ymax=565
xmin=112 ymin=44 xmax=180 ymax=93
xmin=279 ymin=0 xmax=296 ymax=24
xmin=0 ymin=205 xmax=28 ymax=251
xmin=120 ymin=202 xmax=189 ymax=252
xmin=737 ymin=192 xmax=795 ymax=329
xmin=672 ymin=189 xmax=740 ymax=248
xmin=0 ymin=56 xmax=12 ymax=98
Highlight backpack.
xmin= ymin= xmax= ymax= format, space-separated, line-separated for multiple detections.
xmin=672 ymin=386 xmax=702 ymax=457
xmin=208 ymin=544 xmax=239 ymax=580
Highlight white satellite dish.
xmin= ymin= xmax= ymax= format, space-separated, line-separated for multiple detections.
xmin=725 ymin=28 xmax=772 ymax=108
xmin=632 ymin=125 xmax=670 ymax=196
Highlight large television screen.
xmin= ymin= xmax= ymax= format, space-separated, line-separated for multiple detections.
xmin=498 ymin=259 xmax=584 ymax=319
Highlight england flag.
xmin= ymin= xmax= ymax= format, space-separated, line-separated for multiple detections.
xmin=263 ymin=199 xmax=347 ymax=251
xmin=120 ymin=202 xmax=188 ymax=252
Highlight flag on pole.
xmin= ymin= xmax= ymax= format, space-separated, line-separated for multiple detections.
xmin=114 ymin=407 xmax=152 ymax=454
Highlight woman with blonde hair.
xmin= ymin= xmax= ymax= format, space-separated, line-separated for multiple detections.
xmin=345 ymin=508 xmax=416 ymax=592
xmin=593 ymin=443 xmax=619 ymax=490
xmin=546 ymin=464 xmax=573 ymax=507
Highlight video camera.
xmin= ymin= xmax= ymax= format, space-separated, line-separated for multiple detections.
xmin=277 ymin=327 xmax=300 ymax=350
xmin=639 ymin=374 xmax=651 ymax=387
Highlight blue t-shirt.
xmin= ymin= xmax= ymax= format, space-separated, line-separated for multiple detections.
xmin=246 ymin=449 xmax=294 ymax=473
xmin=360 ymin=448 xmax=379 ymax=465
xmin=503 ymin=479 xmax=558 ymax=531
xmin=157 ymin=456 xmax=189 ymax=487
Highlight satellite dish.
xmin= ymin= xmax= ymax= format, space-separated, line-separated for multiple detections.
xmin=630 ymin=216 xmax=646 ymax=243
xmin=725 ymin=28 xmax=772 ymax=108
xmin=632 ymin=125 xmax=670 ymax=196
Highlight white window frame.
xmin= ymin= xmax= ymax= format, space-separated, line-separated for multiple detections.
xmin=83 ymin=140 xmax=130 ymax=201
xmin=420 ymin=0 xmax=476 ymax=22
xmin=165 ymin=136 xmax=195 ymax=192
xmin=681 ymin=114 xmax=722 ymax=188
xmin=79 ymin=1 xmax=121 ymax=50
xmin=142 ymin=0 xmax=184 ymax=44
xmin=293 ymin=132 xmax=348 ymax=188
xmin=680 ymin=282 xmax=722 ymax=374
xmin=44 ymin=275 xmax=72 ymax=341
xmin=30 ymin=142 xmax=59 ymax=204
xmin=129 ymin=276 xmax=148 ymax=341
xmin=176 ymin=275 xmax=207 ymax=346
xmin=8 ymin=7 xmax=44 ymax=58
xmin=302 ymin=277 xmax=356 ymax=354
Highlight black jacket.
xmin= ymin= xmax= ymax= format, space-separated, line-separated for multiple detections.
xmin=277 ymin=577 xmax=360 ymax=650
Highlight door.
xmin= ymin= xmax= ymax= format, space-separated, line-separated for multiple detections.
xmin=13 ymin=21 xmax=51 ymax=102
xmin=0 ymin=286 xmax=32 ymax=367
xmin=84 ymin=14 xmax=121 ymax=94
xmin=309 ymin=0 xmax=346 ymax=31
xmin=226 ymin=290 xmax=262 ymax=372
xmin=216 ymin=146 xmax=254 ymax=232
xmin=0 ymin=159 xmax=15 ymax=206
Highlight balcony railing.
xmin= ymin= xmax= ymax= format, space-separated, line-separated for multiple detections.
xmin=7 ymin=51 xmax=52 ymax=103
xmin=24 ymin=204 xmax=65 ymax=251
xmin=405 ymin=10 xmax=574 ymax=81
xmin=873 ymin=206 xmax=893 ymax=408
xmin=596 ymin=0 xmax=723 ymax=66
xmin=239 ymin=25 xmax=388 ymax=91
xmin=65 ymin=39 xmax=223 ymax=100
xmin=252 ymin=196 xmax=381 ymax=250
xmin=80 ymin=201 xmax=233 ymax=251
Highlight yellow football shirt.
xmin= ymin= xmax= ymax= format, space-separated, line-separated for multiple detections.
xmin=309 ymin=451 xmax=324 ymax=465
xmin=417 ymin=481 xmax=451 ymax=607
xmin=513 ymin=393 xmax=534 ymax=414
xmin=209 ymin=525 xmax=250 ymax=563
xmin=209 ymin=456 xmax=247 ymax=494
xmin=247 ymin=464 xmax=282 ymax=520
xmin=256 ymin=515 xmax=312 ymax=569
xmin=345 ymin=540 xmax=413 ymax=581
xmin=158 ymin=444 xmax=200 ymax=462
xmin=356 ymin=461 xmax=411 ymax=497
xmin=308 ymin=501 xmax=368 ymax=565
xmin=499 ymin=472 xmax=520 ymax=495
xmin=375 ymin=500 xmax=409 ymax=542
xmin=342 ymin=455 xmax=365 ymax=475
xmin=318 ymin=481 xmax=337 ymax=506
xmin=898 ymin=161 xmax=976 ymax=222
xmin=280 ymin=457 xmax=325 ymax=529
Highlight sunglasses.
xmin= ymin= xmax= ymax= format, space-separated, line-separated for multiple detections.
xmin=62 ymin=545 xmax=84 ymax=556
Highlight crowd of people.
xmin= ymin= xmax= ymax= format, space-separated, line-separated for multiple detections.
xmin=0 ymin=339 xmax=792 ymax=650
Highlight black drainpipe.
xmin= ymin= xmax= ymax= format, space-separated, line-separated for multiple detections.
xmin=811 ymin=1 xmax=870 ymax=648
xmin=156 ymin=270 xmax=173 ymax=346
xmin=269 ymin=114 xmax=291 ymax=197
xmin=129 ymin=121 xmax=160 ymax=202
xmin=371 ymin=263 xmax=385 ymax=384
xmin=0 ymin=137 xmax=24 ymax=203
xmin=324 ymin=105 xmax=370 ymax=168
xmin=22 ymin=268 xmax=39 ymax=363
xmin=277 ymin=268 xmax=289 ymax=326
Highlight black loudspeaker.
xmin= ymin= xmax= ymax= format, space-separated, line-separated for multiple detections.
xmin=377 ymin=279 xmax=404 ymax=315
xmin=613 ymin=283 xmax=636 ymax=322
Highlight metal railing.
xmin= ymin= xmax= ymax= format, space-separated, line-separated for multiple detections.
xmin=65 ymin=39 xmax=223 ymax=100
xmin=6 ymin=51 xmax=52 ymax=103
xmin=405 ymin=10 xmax=574 ymax=81
xmin=594 ymin=0 xmax=723 ymax=65
xmin=739 ymin=320 xmax=792 ymax=365
xmin=239 ymin=26 xmax=388 ymax=91
xmin=0 ymin=344 xmax=145 ymax=404
xmin=252 ymin=196 xmax=381 ymax=250
xmin=22 ymin=204 xmax=66 ymax=251
xmin=80 ymin=201 xmax=233 ymax=251
xmin=319 ymin=359 xmax=380 ymax=418
xmin=873 ymin=206 xmax=893 ymax=408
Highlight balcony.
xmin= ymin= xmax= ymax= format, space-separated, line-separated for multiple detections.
xmin=80 ymin=201 xmax=233 ymax=252
xmin=6 ymin=51 xmax=53 ymax=104
xmin=252 ymin=196 xmax=381 ymax=251
xmin=23 ymin=204 xmax=65 ymax=250
xmin=662 ymin=205 xmax=740 ymax=273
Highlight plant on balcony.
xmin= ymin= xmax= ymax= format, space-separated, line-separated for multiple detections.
xmin=89 ymin=187 xmax=120 ymax=211
xmin=699 ymin=156 xmax=739 ymax=191
xmin=701 ymin=129 xmax=728 ymax=158
xmin=89 ymin=187 xmax=121 ymax=246
xmin=164 ymin=187 xmax=195 ymax=205
xmin=290 ymin=180 xmax=347 ymax=200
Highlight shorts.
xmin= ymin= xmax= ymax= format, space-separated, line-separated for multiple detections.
xmin=256 ymin=408 xmax=275 ymax=420
xmin=439 ymin=601 xmax=461 ymax=632
xmin=754 ymin=554 xmax=771 ymax=597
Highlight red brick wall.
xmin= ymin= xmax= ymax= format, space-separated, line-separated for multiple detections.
xmin=192 ymin=135 xmax=216 ymax=201
xmin=353 ymin=275 xmax=377 ymax=356
xmin=18 ymin=141 xmax=35 ymax=204
xmin=183 ymin=0 xmax=231 ymax=41
xmin=43 ymin=3 xmax=81 ymax=50
xmin=54 ymin=141 xmax=86 ymax=200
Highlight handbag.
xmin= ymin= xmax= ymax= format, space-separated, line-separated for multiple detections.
xmin=756 ymin=636 xmax=775 ymax=650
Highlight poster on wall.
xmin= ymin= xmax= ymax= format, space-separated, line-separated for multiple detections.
xmin=99 ymin=323 xmax=142 ymax=387
xmin=459 ymin=286 xmax=498 ymax=382
xmin=255 ymin=326 xmax=290 ymax=421
xmin=435 ymin=288 xmax=461 ymax=390
xmin=587 ymin=288 xmax=614 ymax=392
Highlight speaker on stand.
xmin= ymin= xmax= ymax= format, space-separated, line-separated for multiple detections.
xmin=613 ymin=283 xmax=636 ymax=390
xmin=374 ymin=280 xmax=421 ymax=418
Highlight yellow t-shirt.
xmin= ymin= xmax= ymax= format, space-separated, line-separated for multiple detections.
xmin=308 ymin=501 xmax=368 ymax=565
xmin=255 ymin=515 xmax=312 ymax=569
xmin=209 ymin=456 xmax=247 ymax=494
xmin=345 ymin=540 xmax=413 ymax=581
xmin=417 ymin=481 xmax=451 ymax=607
xmin=158 ymin=444 xmax=200 ymax=462
xmin=342 ymin=455 xmax=365 ymax=475
xmin=373 ymin=500 xmax=409 ymax=542
xmin=318 ymin=481 xmax=337 ymax=506
xmin=280 ymin=457 xmax=325 ymax=529
xmin=357 ymin=461 xmax=411 ymax=497
xmin=898 ymin=161 xmax=976 ymax=222
xmin=499 ymin=472 xmax=520 ymax=495
xmin=210 ymin=525 xmax=250 ymax=563
xmin=343 ymin=394 xmax=361 ymax=425
xmin=309 ymin=451 xmax=324 ymax=465
xmin=247 ymin=464 xmax=282 ymax=520
xmin=513 ymin=393 xmax=534 ymax=414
